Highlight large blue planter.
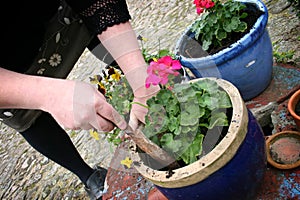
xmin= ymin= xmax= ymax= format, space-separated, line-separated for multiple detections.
xmin=131 ymin=78 xmax=266 ymax=200
xmin=174 ymin=0 xmax=273 ymax=100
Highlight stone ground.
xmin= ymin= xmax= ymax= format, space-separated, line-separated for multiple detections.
xmin=0 ymin=0 xmax=299 ymax=199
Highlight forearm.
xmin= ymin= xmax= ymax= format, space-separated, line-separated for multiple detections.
xmin=97 ymin=22 xmax=160 ymax=97
xmin=0 ymin=67 xmax=68 ymax=111
xmin=97 ymin=22 xmax=144 ymax=72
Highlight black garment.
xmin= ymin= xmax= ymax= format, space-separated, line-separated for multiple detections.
xmin=0 ymin=0 xmax=131 ymax=73
xmin=0 ymin=0 xmax=131 ymax=189
xmin=20 ymin=112 xmax=94 ymax=184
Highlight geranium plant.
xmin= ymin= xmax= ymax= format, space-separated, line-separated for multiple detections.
xmin=191 ymin=0 xmax=261 ymax=52
xmin=142 ymin=74 xmax=232 ymax=166
xmin=89 ymin=38 xmax=179 ymax=145
xmin=90 ymin=38 xmax=232 ymax=168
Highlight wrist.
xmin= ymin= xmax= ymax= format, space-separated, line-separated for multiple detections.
xmin=134 ymin=85 xmax=160 ymax=99
xmin=124 ymin=65 xmax=147 ymax=93
xmin=34 ymin=77 xmax=74 ymax=113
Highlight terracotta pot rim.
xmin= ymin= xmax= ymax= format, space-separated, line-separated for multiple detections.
xmin=266 ymin=130 xmax=300 ymax=170
xmin=288 ymin=89 xmax=300 ymax=120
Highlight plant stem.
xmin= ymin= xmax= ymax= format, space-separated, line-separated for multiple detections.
xmin=131 ymin=101 xmax=149 ymax=109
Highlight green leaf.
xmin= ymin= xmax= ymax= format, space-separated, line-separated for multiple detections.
xmin=173 ymin=83 xmax=199 ymax=103
xmin=235 ymin=21 xmax=247 ymax=32
xmin=180 ymin=112 xmax=199 ymax=126
xmin=161 ymin=133 xmax=182 ymax=153
xmin=240 ymin=12 xmax=248 ymax=19
xmin=144 ymin=104 xmax=169 ymax=137
xmin=230 ymin=17 xmax=240 ymax=30
xmin=180 ymin=134 xmax=204 ymax=164
xmin=155 ymin=89 xmax=174 ymax=106
xmin=180 ymin=125 xmax=199 ymax=135
xmin=223 ymin=19 xmax=232 ymax=32
xmin=208 ymin=111 xmax=229 ymax=129
xmin=202 ymin=39 xmax=211 ymax=51
xmin=192 ymin=79 xmax=219 ymax=92
xmin=216 ymin=29 xmax=227 ymax=41
xmin=158 ymin=49 xmax=172 ymax=57
xmin=168 ymin=115 xmax=180 ymax=132
xmin=218 ymin=91 xmax=232 ymax=108
xmin=150 ymin=135 xmax=160 ymax=146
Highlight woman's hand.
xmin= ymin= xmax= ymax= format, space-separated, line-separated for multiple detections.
xmin=43 ymin=80 xmax=127 ymax=131
xmin=129 ymin=88 xmax=159 ymax=130
xmin=0 ymin=67 xmax=127 ymax=132
xmin=129 ymin=96 xmax=148 ymax=130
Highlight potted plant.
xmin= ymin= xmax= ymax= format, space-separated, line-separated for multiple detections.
xmin=288 ymin=89 xmax=300 ymax=130
xmin=130 ymin=79 xmax=266 ymax=200
xmin=90 ymin=48 xmax=266 ymax=199
xmin=174 ymin=0 xmax=273 ymax=100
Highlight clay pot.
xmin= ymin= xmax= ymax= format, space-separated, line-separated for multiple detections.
xmin=266 ymin=131 xmax=300 ymax=170
xmin=148 ymin=188 xmax=168 ymax=200
xmin=288 ymin=89 xmax=300 ymax=130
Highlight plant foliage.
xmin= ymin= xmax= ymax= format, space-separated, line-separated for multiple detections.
xmin=191 ymin=0 xmax=248 ymax=51
xmin=90 ymin=37 xmax=232 ymax=166
xmin=143 ymin=79 xmax=232 ymax=165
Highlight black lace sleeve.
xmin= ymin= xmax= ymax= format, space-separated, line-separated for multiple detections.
xmin=66 ymin=0 xmax=131 ymax=35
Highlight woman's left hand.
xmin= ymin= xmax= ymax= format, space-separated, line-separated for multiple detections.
xmin=129 ymin=96 xmax=148 ymax=130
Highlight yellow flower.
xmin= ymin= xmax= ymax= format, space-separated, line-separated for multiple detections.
xmin=137 ymin=35 xmax=148 ymax=41
xmin=121 ymin=157 xmax=133 ymax=169
xmin=97 ymin=82 xmax=105 ymax=89
xmin=90 ymin=75 xmax=100 ymax=84
xmin=89 ymin=129 xmax=99 ymax=140
xmin=111 ymin=69 xmax=121 ymax=81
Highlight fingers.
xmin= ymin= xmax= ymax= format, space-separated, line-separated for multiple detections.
xmin=128 ymin=111 xmax=138 ymax=130
xmin=89 ymin=114 xmax=115 ymax=132
xmin=131 ymin=102 xmax=148 ymax=123
xmin=72 ymin=81 xmax=127 ymax=131
xmin=95 ymin=101 xmax=127 ymax=130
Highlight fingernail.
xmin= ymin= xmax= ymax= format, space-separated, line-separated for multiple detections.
xmin=118 ymin=120 xmax=127 ymax=130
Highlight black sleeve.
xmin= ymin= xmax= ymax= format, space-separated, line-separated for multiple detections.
xmin=66 ymin=0 xmax=131 ymax=34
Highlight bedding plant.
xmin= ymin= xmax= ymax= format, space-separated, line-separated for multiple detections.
xmin=90 ymin=37 xmax=232 ymax=169
xmin=188 ymin=0 xmax=264 ymax=56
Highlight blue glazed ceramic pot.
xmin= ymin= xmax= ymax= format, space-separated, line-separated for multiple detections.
xmin=174 ymin=0 xmax=273 ymax=100
xmin=131 ymin=78 xmax=266 ymax=200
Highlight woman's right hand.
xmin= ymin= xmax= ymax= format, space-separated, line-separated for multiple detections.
xmin=0 ymin=67 xmax=126 ymax=132
xmin=42 ymin=80 xmax=127 ymax=131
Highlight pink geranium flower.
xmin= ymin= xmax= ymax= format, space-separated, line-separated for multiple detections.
xmin=145 ymin=56 xmax=181 ymax=89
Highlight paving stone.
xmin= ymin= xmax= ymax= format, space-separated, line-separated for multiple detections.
xmin=0 ymin=0 xmax=299 ymax=199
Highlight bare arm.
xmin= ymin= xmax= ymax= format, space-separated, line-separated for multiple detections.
xmin=97 ymin=22 xmax=160 ymax=128
xmin=0 ymin=67 xmax=56 ymax=110
xmin=0 ymin=67 xmax=126 ymax=131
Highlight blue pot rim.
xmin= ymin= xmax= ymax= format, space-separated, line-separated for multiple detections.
xmin=174 ymin=0 xmax=269 ymax=67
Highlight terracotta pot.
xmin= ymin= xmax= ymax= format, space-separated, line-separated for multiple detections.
xmin=130 ymin=78 xmax=266 ymax=200
xmin=148 ymin=187 xmax=168 ymax=200
xmin=266 ymin=131 xmax=300 ymax=170
xmin=288 ymin=89 xmax=300 ymax=130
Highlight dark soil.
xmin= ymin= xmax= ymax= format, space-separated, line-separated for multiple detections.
xmin=295 ymin=100 xmax=300 ymax=116
xmin=179 ymin=4 xmax=264 ymax=58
